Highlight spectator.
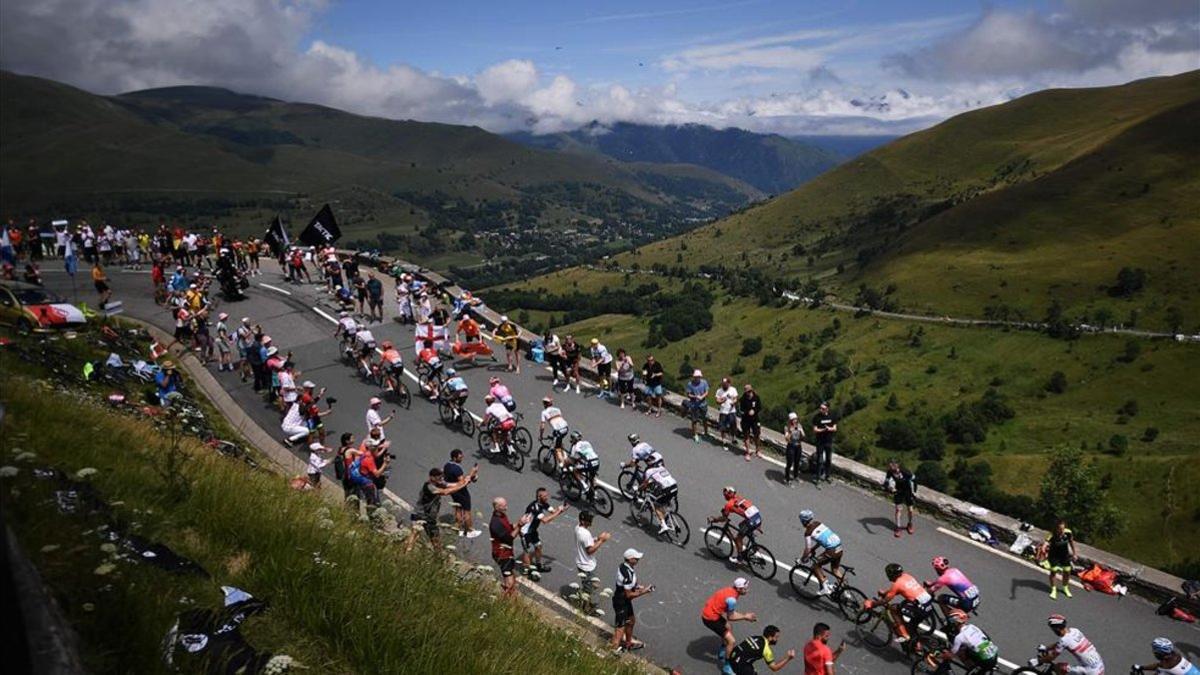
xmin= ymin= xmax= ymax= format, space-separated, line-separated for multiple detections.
xmin=490 ymin=497 xmax=532 ymax=598
xmin=495 ymin=314 xmax=521 ymax=374
xmin=411 ymin=465 xmax=477 ymax=548
xmin=520 ymin=487 xmax=569 ymax=580
xmin=615 ymin=348 xmax=636 ymax=410
xmin=810 ymin=402 xmax=837 ymax=483
xmin=575 ymin=510 xmax=611 ymax=580
xmin=883 ymin=459 xmax=917 ymax=538
xmin=560 ymin=334 xmax=581 ymax=392
xmin=366 ymin=272 xmax=384 ymax=322
xmin=335 ymin=432 xmax=356 ymax=494
xmin=281 ymin=400 xmax=311 ymax=447
xmin=214 ymin=312 xmax=233 ymax=371
xmin=154 ymin=361 xmax=182 ymax=406
xmin=740 ymin=384 xmax=763 ymax=461
xmin=641 ymin=354 xmax=665 ymax=417
xmin=544 ymin=330 xmax=564 ymax=386
xmin=685 ymin=369 xmax=710 ymax=443
xmin=715 ymin=377 xmax=739 ymax=447
xmin=783 ymin=412 xmax=807 ymax=484
xmin=611 ymin=548 xmax=653 ymax=653
xmin=701 ymin=577 xmax=756 ymax=665
xmin=1040 ymin=519 xmax=1077 ymax=600
xmin=443 ymin=449 xmax=480 ymax=538
xmin=306 ymin=440 xmax=332 ymax=489
xmin=590 ymin=338 xmax=614 ymax=399
xmin=729 ymin=625 xmax=796 ymax=674
xmin=802 ymin=622 xmax=845 ymax=675
xmin=365 ymin=397 xmax=394 ymax=439
xmin=277 ymin=360 xmax=299 ymax=413
xmin=91 ymin=261 xmax=112 ymax=309
xmin=301 ymin=381 xmax=332 ymax=443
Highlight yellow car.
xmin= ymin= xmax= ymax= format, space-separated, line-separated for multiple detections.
xmin=0 ymin=282 xmax=87 ymax=332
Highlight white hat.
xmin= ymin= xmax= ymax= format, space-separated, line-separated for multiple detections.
xmin=302 ymin=380 xmax=316 ymax=388
xmin=241 ymin=317 xmax=250 ymax=324
xmin=499 ymin=314 xmax=508 ymax=322
xmin=788 ymin=412 xmax=798 ymax=420
xmin=693 ymin=369 xmax=703 ymax=377
xmin=733 ymin=577 xmax=749 ymax=590
xmin=623 ymin=548 xmax=644 ymax=560
xmin=369 ymin=397 xmax=381 ymax=405
xmin=218 ymin=312 xmax=228 ymax=320
xmin=265 ymin=346 xmax=279 ymax=356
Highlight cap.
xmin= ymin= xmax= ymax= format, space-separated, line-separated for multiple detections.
xmin=302 ymin=380 xmax=316 ymax=388
xmin=499 ymin=314 xmax=508 ymax=322
xmin=218 ymin=312 xmax=228 ymax=320
xmin=743 ymin=383 xmax=752 ymax=391
xmin=623 ymin=548 xmax=644 ymax=560
xmin=693 ymin=369 xmax=703 ymax=377
xmin=733 ymin=577 xmax=749 ymax=590
xmin=241 ymin=317 xmax=250 ymax=323
xmin=265 ymin=346 xmax=279 ymax=356
xmin=189 ymin=283 xmax=197 ymax=289
xmin=369 ymin=397 xmax=382 ymax=405
xmin=591 ymin=338 xmax=599 ymax=345
xmin=262 ymin=335 xmax=272 ymax=344
xmin=788 ymin=412 xmax=798 ymax=420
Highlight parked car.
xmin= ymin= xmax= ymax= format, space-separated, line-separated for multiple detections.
xmin=0 ymin=282 xmax=87 ymax=332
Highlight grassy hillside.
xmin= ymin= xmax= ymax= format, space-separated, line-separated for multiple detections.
xmin=0 ymin=70 xmax=759 ymax=284
xmin=507 ymin=121 xmax=839 ymax=194
xmin=604 ymin=71 xmax=1200 ymax=332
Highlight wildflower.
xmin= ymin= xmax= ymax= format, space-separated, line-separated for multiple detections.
xmin=75 ymin=467 xmax=99 ymax=479
xmin=93 ymin=563 xmax=116 ymax=576
xmin=0 ymin=466 xmax=18 ymax=478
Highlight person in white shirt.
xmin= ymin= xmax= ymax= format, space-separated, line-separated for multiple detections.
xmin=306 ymin=441 xmax=332 ymax=488
xmin=277 ymin=363 xmax=299 ymax=412
xmin=590 ymin=338 xmax=614 ymax=399
xmin=714 ymin=377 xmax=739 ymax=447
xmin=483 ymin=394 xmax=515 ymax=453
xmin=1037 ymin=615 xmax=1104 ymax=675
xmin=365 ymin=397 xmax=394 ymax=438
xmin=574 ymin=510 xmax=612 ymax=607
xmin=281 ymin=401 xmax=310 ymax=445
xmin=354 ymin=328 xmax=376 ymax=375
xmin=641 ymin=465 xmax=679 ymax=533
xmin=539 ymin=396 xmax=571 ymax=468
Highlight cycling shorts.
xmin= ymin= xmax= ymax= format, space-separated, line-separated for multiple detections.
xmin=736 ymin=514 xmax=762 ymax=538
xmin=653 ymin=485 xmax=678 ymax=507
xmin=938 ymin=592 xmax=979 ymax=612
xmin=813 ymin=547 xmax=843 ymax=569
xmin=702 ymin=616 xmax=729 ymax=638
xmin=499 ymin=418 xmax=516 ymax=432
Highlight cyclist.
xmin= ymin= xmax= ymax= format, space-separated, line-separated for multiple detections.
xmin=639 ymin=463 xmax=679 ymax=535
xmin=539 ymin=396 xmax=570 ymax=469
xmin=439 ymin=367 xmax=469 ymax=419
xmin=930 ymin=609 xmax=999 ymax=674
xmin=925 ymin=556 xmax=981 ymax=613
xmin=701 ymin=578 xmax=757 ymax=666
xmin=353 ymin=325 xmax=377 ymax=377
xmin=1032 ymin=615 xmax=1105 ymax=675
xmin=710 ymin=487 xmax=762 ymax=565
xmin=489 ymin=376 xmax=516 ymax=411
xmin=1133 ymin=637 xmax=1199 ymax=675
xmin=335 ymin=310 xmax=358 ymax=349
xmin=864 ymin=563 xmax=934 ymax=645
xmin=726 ymin=625 xmax=796 ymax=675
xmin=376 ymin=340 xmax=405 ymax=390
xmin=566 ymin=430 xmax=601 ymax=496
xmin=482 ymin=394 xmax=515 ymax=454
xmin=797 ymin=510 xmax=843 ymax=596
xmin=620 ymin=434 xmax=665 ymax=485
xmin=417 ymin=339 xmax=442 ymax=398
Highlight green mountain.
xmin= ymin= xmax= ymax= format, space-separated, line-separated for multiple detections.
xmin=0 ymin=71 xmax=761 ymax=282
xmin=610 ymin=70 xmax=1200 ymax=332
xmin=507 ymin=121 xmax=838 ymax=194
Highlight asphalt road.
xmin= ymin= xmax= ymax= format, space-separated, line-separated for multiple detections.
xmin=45 ymin=263 xmax=1197 ymax=674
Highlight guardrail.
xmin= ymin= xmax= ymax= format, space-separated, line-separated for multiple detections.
xmin=348 ymin=250 xmax=1191 ymax=606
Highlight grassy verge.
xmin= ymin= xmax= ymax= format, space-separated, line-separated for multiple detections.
xmin=0 ymin=351 xmax=638 ymax=674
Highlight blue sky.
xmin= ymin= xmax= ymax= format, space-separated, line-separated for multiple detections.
xmin=2 ymin=0 xmax=1196 ymax=135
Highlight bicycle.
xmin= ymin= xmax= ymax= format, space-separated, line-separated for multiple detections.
xmin=1008 ymin=646 xmax=1055 ymax=674
xmin=854 ymin=600 xmax=944 ymax=657
xmin=703 ymin=520 xmax=777 ymax=580
xmin=508 ymin=412 xmax=534 ymax=456
xmin=477 ymin=423 xmax=525 ymax=472
xmin=911 ymin=651 xmax=998 ymax=675
xmin=437 ymin=396 xmax=476 ymax=436
xmin=373 ymin=363 xmax=412 ymax=409
xmin=617 ymin=463 xmax=679 ymax=512
xmin=629 ymin=492 xmax=690 ymax=546
xmin=790 ymin=561 xmax=867 ymax=621
xmin=558 ymin=466 xmax=613 ymax=517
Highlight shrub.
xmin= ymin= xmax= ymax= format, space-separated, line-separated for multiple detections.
xmin=1142 ymin=427 xmax=1159 ymax=442
xmin=1118 ymin=399 xmax=1138 ymax=417
xmin=816 ymin=349 xmax=845 ymax=372
xmin=872 ymin=366 xmax=892 ymax=388
xmin=1119 ymin=340 xmax=1141 ymax=363
xmin=730 ymin=359 xmax=745 ymax=376
xmin=1037 ymin=446 xmax=1123 ymax=539
xmin=761 ymin=354 xmax=781 ymax=371
xmin=741 ymin=337 xmax=763 ymax=356
xmin=1045 ymin=371 xmax=1068 ymax=394
xmin=1107 ymin=434 xmax=1129 ymax=456
xmin=1108 ymin=266 xmax=1146 ymax=297
xmin=950 ymin=459 xmax=994 ymax=504
xmin=885 ymin=393 xmax=900 ymax=411
xmin=917 ymin=461 xmax=948 ymax=492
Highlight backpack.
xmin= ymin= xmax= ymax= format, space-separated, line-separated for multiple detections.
xmin=347 ymin=456 xmax=369 ymax=486
xmin=333 ymin=450 xmax=346 ymax=481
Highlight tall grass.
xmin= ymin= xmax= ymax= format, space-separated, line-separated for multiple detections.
xmin=1 ymin=376 xmax=639 ymax=674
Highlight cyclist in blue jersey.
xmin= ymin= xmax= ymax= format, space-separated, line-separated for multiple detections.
xmin=440 ymin=368 xmax=470 ymax=419
xmin=797 ymin=510 xmax=843 ymax=596
xmin=1134 ymin=638 xmax=1200 ymax=675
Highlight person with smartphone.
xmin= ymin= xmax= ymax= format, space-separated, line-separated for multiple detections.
xmin=802 ymin=622 xmax=845 ymax=675
xmin=610 ymin=548 xmax=653 ymax=654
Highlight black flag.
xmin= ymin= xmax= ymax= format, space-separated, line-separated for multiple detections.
xmin=263 ymin=215 xmax=290 ymax=255
xmin=298 ymin=204 xmax=341 ymax=246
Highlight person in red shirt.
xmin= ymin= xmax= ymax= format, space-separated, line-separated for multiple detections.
xmin=489 ymin=497 xmax=531 ymax=599
xmin=802 ymin=622 xmax=845 ymax=675
xmin=700 ymin=577 xmax=757 ymax=664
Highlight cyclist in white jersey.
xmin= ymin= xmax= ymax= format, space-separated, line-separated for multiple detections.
xmin=354 ymin=328 xmax=376 ymax=376
xmin=566 ymin=430 xmax=601 ymax=495
xmin=1134 ymin=638 xmax=1199 ymax=675
xmin=1035 ymin=615 xmax=1104 ymax=675
xmin=539 ymin=397 xmax=571 ymax=468
xmin=640 ymin=465 xmax=678 ymax=534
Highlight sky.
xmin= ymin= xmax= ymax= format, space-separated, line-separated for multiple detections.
xmin=1 ymin=0 xmax=1197 ymax=136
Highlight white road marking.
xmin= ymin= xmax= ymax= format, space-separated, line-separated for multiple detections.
xmin=258 ymin=282 xmax=292 ymax=296
xmin=312 ymin=306 xmax=339 ymax=324
xmin=936 ymin=527 xmax=1084 ymax=589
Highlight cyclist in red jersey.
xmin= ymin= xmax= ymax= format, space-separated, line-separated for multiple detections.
xmin=701 ymin=577 xmax=757 ymax=664
xmin=863 ymin=563 xmax=933 ymax=644
xmin=710 ymin=487 xmax=764 ymax=564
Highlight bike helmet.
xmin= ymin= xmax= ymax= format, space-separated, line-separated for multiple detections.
xmin=884 ymin=563 xmax=904 ymax=581
xmin=1151 ymin=637 xmax=1175 ymax=658
xmin=381 ymin=340 xmax=393 ymax=350
xmin=944 ymin=609 xmax=968 ymax=626
xmin=627 ymin=433 xmax=640 ymax=445
xmin=569 ymin=430 xmax=583 ymax=443
xmin=445 ymin=368 xmax=456 ymax=377
xmin=798 ymin=510 xmax=814 ymax=524
xmin=931 ymin=556 xmax=950 ymax=573
xmin=722 ymin=486 xmax=737 ymax=498
xmin=1047 ymin=614 xmax=1067 ymax=629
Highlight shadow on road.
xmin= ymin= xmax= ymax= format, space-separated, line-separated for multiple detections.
xmin=857 ymin=516 xmax=894 ymax=535
xmin=1009 ymin=576 xmax=1050 ymax=599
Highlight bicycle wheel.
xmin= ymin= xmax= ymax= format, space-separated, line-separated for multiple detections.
xmin=590 ymin=485 xmax=615 ymax=518
xmin=630 ymin=500 xmax=653 ymax=528
xmin=477 ymin=432 xmax=494 ymax=455
xmin=704 ymin=525 xmax=733 ymax=560
xmin=746 ymin=544 xmax=777 ymax=580
xmin=910 ymin=652 xmax=940 ymax=675
xmin=855 ymin=608 xmax=892 ymax=648
xmin=537 ymin=444 xmax=557 ymax=476
xmin=418 ymin=371 xmax=436 ymax=397
xmin=617 ymin=469 xmax=638 ymax=500
xmin=789 ymin=562 xmax=819 ymax=599
xmin=559 ymin=471 xmax=582 ymax=501
xmin=460 ymin=413 xmax=476 ymax=437
xmin=438 ymin=400 xmax=455 ymax=425
xmin=505 ymin=446 xmax=525 ymax=472
xmin=512 ymin=427 xmax=533 ymax=455
xmin=663 ymin=511 xmax=690 ymax=546
xmin=836 ymin=585 xmax=868 ymax=622
xmin=395 ymin=381 xmax=412 ymax=409
xmin=1010 ymin=669 xmax=1044 ymax=675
